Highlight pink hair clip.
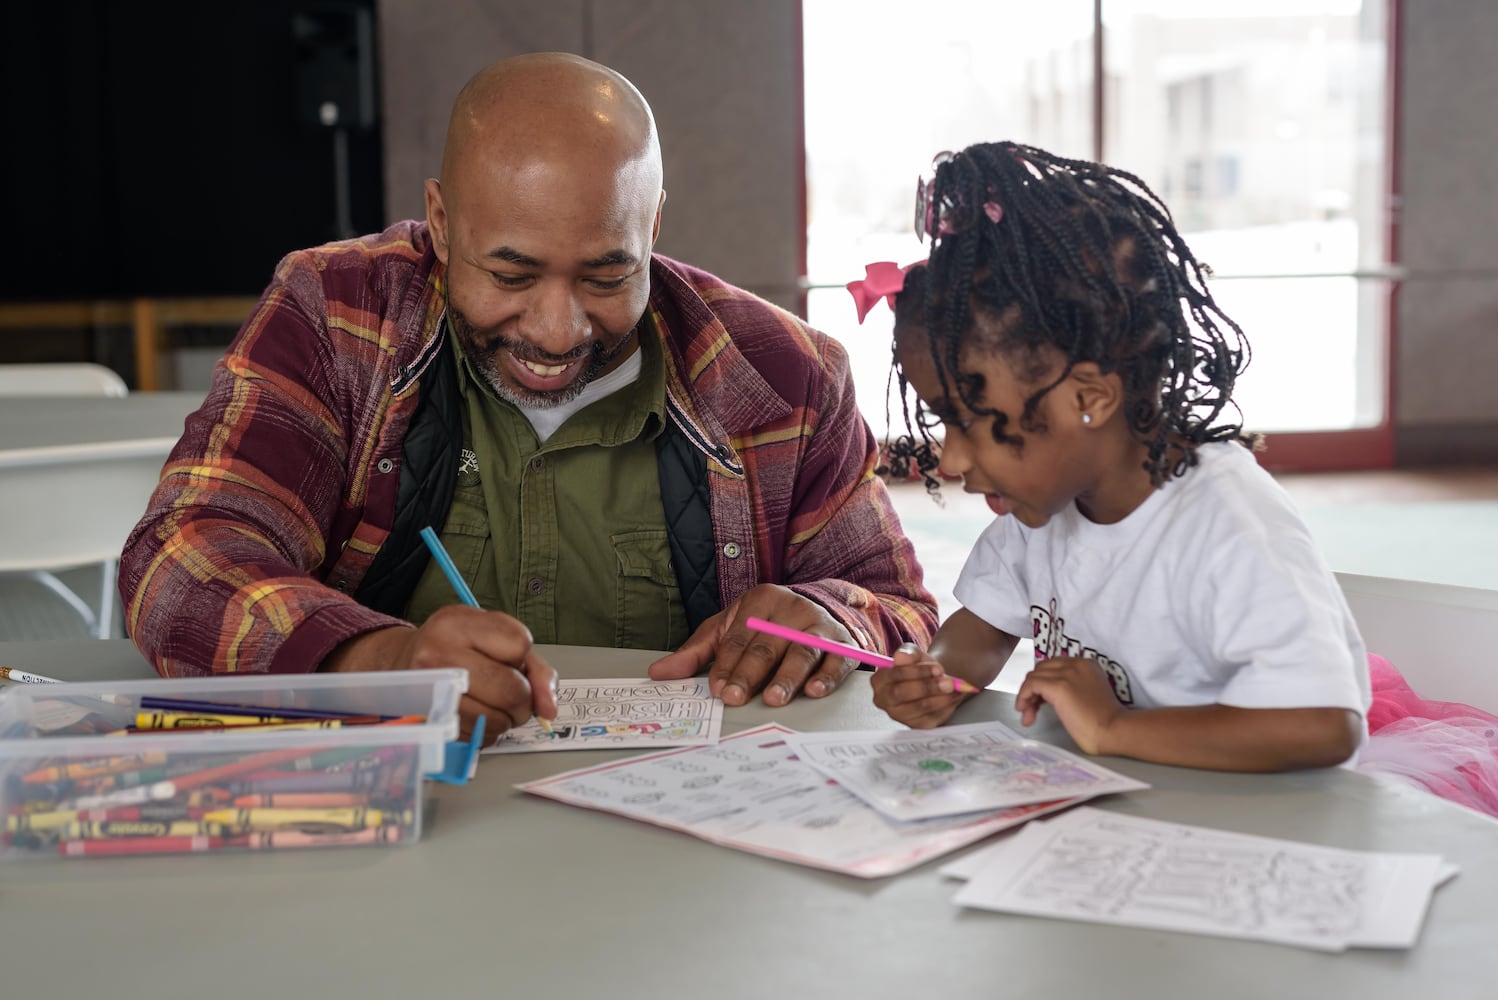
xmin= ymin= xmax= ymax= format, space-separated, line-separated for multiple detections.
xmin=846 ymin=261 xmax=922 ymax=324
xmin=915 ymin=151 xmax=1004 ymax=240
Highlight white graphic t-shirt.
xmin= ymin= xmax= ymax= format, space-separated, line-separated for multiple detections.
xmin=954 ymin=442 xmax=1370 ymax=724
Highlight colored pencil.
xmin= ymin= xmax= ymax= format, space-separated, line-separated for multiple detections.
xmin=420 ymin=524 xmax=556 ymax=737
xmin=419 ymin=526 xmax=480 ymax=606
xmin=743 ymin=617 xmax=981 ymax=694
xmin=0 ymin=666 xmax=64 ymax=685
xmin=137 ymin=695 xmax=396 ymax=722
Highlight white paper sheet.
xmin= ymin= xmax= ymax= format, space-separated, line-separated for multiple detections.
xmin=483 ymin=677 xmax=723 ymax=753
xmin=951 ymin=807 xmax=1447 ymax=951
xmin=782 ymin=721 xmax=1149 ymax=821
xmin=517 ymin=723 xmax=1084 ymax=877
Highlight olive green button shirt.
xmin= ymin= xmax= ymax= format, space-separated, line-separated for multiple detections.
xmin=404 ymin=323 xmax=689 ymax=650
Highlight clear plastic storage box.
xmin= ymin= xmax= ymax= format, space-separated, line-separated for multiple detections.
xmin=0 ymin=669 xmax=465 ymax=859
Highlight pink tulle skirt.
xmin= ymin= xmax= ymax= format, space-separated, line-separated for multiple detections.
xmin=1358 ymin=653 xmax=1498 ymax=818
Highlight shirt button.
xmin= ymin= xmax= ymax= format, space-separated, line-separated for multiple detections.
xmin=529 ymin=456 xmax=545 ymax=472
xmin=377 ymin=458 xmax=394 ymax=474
xmin=527 ymin=577 xmax=545 ymax=595
xmin=721 ymin=542 xmax=742 ymax=559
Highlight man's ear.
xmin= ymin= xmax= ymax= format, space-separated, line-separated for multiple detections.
xmin=1067 ymin=362 xmax=1124 ymax=429
xmin=650 ymin=189 xmax=666 ymax=246
xmin=424 ymin=178 xmax=449 ymax=264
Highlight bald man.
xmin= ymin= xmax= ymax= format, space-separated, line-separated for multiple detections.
xmin=120 ymin=54 xmax=936 ymax=740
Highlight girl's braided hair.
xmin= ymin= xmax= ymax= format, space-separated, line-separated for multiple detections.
xmin=908 ymin=141 xmax=1255 ymax=485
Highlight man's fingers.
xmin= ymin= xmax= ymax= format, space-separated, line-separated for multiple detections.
xmin=457 ymin=693 xmax=524 ymax=743
xmin=522 ymin=649 xmax=559 ymax=720
xmin=649 ymin=614 xmax=722 ymax=680
xmin=712 ymin=627 xmax=816 ymax=707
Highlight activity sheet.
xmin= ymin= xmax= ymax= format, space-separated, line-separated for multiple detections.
xmin=517 ymin=723 xmax=1084 ymax=877
xmin=951 ymin=807 xmax=1449 ymax=951
xmin=484 ymin=677 xmax=722 ymax=753
xmin=782 ymin=721 xmax=1148 ymax=821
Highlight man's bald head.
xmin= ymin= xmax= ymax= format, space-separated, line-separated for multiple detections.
xmin=424 ymin=53 xmax=667 ymax=409
xmin=440 ymin=52 xmax=662 ymax=204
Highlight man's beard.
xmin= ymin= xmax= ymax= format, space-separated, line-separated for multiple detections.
xmin=447 ymin=301 xmax=637 ymax=409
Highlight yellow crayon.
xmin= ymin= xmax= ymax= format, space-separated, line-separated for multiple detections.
xmin=7 ymin=810 xmax=78 ymax=834
xmin=203 ymin=807 xmax=389 ymax=833
xmin=112 ymin=719 xmax=343 ymax=736
xmin=134 ymin=711 xmax=348 ymax=730
xmin=21 ymin=752 xmax=169 ymax=784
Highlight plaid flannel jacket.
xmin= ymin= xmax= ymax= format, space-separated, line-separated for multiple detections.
xmin=120 ymin=221 xmax=936 ymax=675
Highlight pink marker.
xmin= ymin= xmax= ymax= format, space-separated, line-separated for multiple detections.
xmin=743 ymin=617 xmax=979 ymax=694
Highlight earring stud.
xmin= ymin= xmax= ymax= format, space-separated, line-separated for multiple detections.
xmin=1081 ymin=413 xmax=1093 ymax=425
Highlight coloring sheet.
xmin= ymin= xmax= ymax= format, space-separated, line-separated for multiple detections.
xmin=484 ymin=677 xmax=723 ymax=753
xmin=951 ymin=807 xmax=1448 ymax=951
xmin=517 ymin=723 xmax=1083 ymax=878
xmin=782 ymin=721 xmax=1149 ymax=821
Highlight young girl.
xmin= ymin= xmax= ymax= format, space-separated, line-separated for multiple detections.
xmin=867 ymin=141 xmax=1370 ymax=772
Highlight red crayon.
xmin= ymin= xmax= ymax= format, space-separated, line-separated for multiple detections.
xmin=59 ymin=835 xmax=226 ymax=857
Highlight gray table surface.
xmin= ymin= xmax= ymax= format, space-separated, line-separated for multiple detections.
xmin=1 ymin=640 xmax=1493 ymax=999
xmin=0 ymin=392 xmax=203 ymax=458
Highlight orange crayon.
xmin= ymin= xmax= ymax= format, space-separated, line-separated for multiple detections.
xmin=235 ymin=827 xmax=403 ymax=849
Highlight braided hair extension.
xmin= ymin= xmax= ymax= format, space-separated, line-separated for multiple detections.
xmin=880 ymin=263 xmax=945 ymax=495
xmin=915 ymin=141 xmax=1255 ymax=485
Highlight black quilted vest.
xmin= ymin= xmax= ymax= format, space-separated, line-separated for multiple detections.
xmin=353 ymin=336 xmax=722 ymax=631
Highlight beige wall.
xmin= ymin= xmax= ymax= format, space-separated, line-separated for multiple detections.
xmin=1395 ymin=0 xmax=1498 ymax=463
xmin=377 ymin=0 xmax=804 ymax=313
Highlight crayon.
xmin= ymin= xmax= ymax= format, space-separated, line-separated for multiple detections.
xmin=229 ymin=769 xmax=385 ymax=795
xmin=235 ymin=827 xmax=403 ymax=849
xmin=7 ymin=805 xmax=215 ymax=835
xmin=115 ymin=718 xmax=346 ymax=735
xmin=60 ymin=820 xmax=224 ymax=841
xmin=743 ymin=617 xmax=982 ymax=694
xmin=231 ymin=793 xmax=371 ymax=809
xmin=202 ymin=806 xmax=391 ymax=833
xmin=60 ymin=835 xmax=225 ymax=857
xmin=146 ymin=737 xmax=412 ymax=801
xmin=139 ymin=695 xmax=398 ymax=722
xmin=21 ymin=753 xmax=169 ymax=784
xmin=6 ymin=810 xmax=78 ymax=835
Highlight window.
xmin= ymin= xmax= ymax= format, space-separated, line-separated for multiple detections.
xmin=803 ymin=0 xmax=1394 ymax=461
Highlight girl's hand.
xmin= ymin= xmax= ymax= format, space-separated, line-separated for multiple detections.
xmin=1013 ymin=656 xmax=1125 ymax=754
xmin=870 ymin=643 xmax=977 ymax=728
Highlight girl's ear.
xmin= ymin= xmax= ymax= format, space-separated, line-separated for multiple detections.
xmin=1066 ymin=362 xmax=1124 ymax=429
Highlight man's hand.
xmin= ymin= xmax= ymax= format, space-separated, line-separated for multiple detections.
xmin=1012 ymin=656 xmax=1124 ymax=754
xmin=323 ymin=605 xmax=558 ymax=743
xmin=870 ymin=643 xmax=975 ymax=728
xmin=647 ymin=584 xmax=860 ymax=707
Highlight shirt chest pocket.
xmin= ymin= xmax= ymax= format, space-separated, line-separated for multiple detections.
xmin=612 ymin=529 xmax=685 ymax=651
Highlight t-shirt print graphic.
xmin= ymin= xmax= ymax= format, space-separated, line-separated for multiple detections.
xmin=1031 ymin=599 xmax=1135 ymax=706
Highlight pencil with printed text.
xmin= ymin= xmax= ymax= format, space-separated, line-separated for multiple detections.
xmin=743 ymin=617 xmax=981 ymax=694
xmin=0 ymin=666 xmax=131 ymax=704
xmin=0 ymin=666 xmax=64 ymax=685
xmin=419 ymin=525 xmax=555 ymax=737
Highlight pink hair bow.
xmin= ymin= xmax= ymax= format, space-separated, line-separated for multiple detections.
xmin=846 ymin=261 xmax=920 ymax=324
